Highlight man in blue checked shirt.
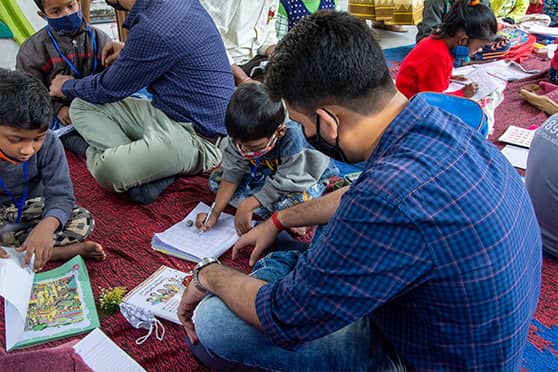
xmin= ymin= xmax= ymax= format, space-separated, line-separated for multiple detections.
xmin=177 ymin=11 xmax=542 ymax=371
xmin=49 ymin=0 xmax=235 ymax=204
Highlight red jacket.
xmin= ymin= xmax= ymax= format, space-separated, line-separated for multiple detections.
xmin=396 ymin=36 xmax=464 ymax=99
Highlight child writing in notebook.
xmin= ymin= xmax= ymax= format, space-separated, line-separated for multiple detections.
xmin=0 ymin=69 xmax=105 ymax=272
xmin=16 ymin=0 xmax=110 ymax=141
xmin=196 ymin=83 xmax=337 ymax=235
xmin=396 ymin=0 xmax=497 ymax=99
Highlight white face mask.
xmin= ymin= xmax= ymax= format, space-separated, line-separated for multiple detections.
xmin=119 ymin=302 xmax=165 ymax=344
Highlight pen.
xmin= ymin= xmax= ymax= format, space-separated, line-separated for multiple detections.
xmin=203 ymin=202 xmax=216 ymax=227
xmin=450 ymin=79 xmax=467 ymax=85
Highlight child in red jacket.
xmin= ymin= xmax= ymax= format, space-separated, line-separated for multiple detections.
xmin=396 ymin=0 xmax=497 ymax=99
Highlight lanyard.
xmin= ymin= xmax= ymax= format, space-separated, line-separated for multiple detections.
xmin=251 ymin=157 xmax=261 ymax=179
xmin=0 ymin=161 xmax=29 ymax=224
xmin=46 ymin=26 xmax=97 ymax=78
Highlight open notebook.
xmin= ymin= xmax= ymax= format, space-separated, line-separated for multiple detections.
xmin=151 ymin=202 xmax=240 ymax=263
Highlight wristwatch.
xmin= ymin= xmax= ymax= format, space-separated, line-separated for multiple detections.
xmin=192 ymin=257 xmax=220 ymax=292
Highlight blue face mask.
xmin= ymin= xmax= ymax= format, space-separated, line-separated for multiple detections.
xmin=451 ymin=44 xmax=470 ymax=68
xmin=47 ymin=9 xmax=83 ymax=34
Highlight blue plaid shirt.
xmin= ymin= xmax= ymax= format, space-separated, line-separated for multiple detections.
xmin=256 ymin=96 xmax=542 ymax=370
xmin=62 ymin=0 xmax=234 ymax=138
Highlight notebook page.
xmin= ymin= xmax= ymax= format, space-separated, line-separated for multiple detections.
xmin=154 ymin=202 xmax=239 ymax=259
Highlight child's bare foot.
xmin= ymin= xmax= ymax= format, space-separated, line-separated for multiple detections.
xmin=51 ymin=241 xmax=106 ymax=262
xmin=289 ymin=226 xmax=307 ymax=236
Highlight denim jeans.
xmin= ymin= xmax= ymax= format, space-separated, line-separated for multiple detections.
xmin=191 ymin=245 xmax=403 ymax=371
xmin=208 ymin=166 xmax=335 ymax=220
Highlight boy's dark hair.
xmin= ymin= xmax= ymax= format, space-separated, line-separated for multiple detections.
xmin=225 ymin=83 xmax=285 ymax=141
xmin=265 ymin=11 xmax=395 ymax=115
xmin=440 ymin=0 xmax=497 ymax=41
xmin=0 ymin=69 xmax=52 ymax=131
xmin=33 ymin=0 xmax=44 ymax=11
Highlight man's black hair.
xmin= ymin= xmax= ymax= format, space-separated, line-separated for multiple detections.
xmin=0 ymin=69 xmax=52 ymax=131
xmin=33 ymin=0 xmax=44 ymax=12
xmin=225 ymin=83 xmax=285 ymax=141
xmin=439 ymin=0 xmax=497 ymax=41
xmin=265 ymin=11 xmax=395 ymax=114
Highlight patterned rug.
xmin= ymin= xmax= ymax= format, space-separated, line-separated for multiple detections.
xmin=0 ymin=47 xmax=557 ymax=370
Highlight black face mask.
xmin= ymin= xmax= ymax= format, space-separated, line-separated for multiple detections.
xmin=303 ymin=111 xmax=349 ymax=163
xmin=105 ymin=0 xmax=128 ymax=11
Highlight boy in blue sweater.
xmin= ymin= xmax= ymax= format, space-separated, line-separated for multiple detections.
xmin=196 ymin=83 xmax=337 ymax=235
xmin=0 ymin=69 xmax=104 ymax=272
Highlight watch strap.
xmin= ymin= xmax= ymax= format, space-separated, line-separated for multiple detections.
xmin=193 ymin=257 xmax=220 ymax=292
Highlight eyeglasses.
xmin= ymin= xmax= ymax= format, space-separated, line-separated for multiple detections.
xmin=235 ymin=125 xmax=285 ymax=159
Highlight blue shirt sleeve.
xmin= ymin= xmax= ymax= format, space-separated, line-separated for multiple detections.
xmin=255 ymin=179 xmax=433 ymax=349
xmin=62 ymin=23 xmax=174 ymax=103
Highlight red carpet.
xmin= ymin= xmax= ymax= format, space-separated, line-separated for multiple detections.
xmin=0 ymin=53 xmax=557 ymax=370
xmin=0 ymin=156 xmax=245 ymax=371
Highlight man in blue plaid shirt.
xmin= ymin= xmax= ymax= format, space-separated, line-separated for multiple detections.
xmin=50 ymin=0 xmax=235 ymax=204
xmin=178 ymin=11 xmax=542 ymax=371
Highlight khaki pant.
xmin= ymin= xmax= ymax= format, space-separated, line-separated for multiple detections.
xmin=0 ymin=197 xmax=93 ymax=247
xmin=70 ymin=97 xmax=221 ymax=192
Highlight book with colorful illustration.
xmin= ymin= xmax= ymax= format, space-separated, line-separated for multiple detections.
xmin=0 ymin=248 xmax=99 ymax=351
xmin=120 ymin=266 xmax=189 ymax=324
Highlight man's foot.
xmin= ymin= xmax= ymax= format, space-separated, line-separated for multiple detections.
xmin=127 ymin=176 xmax=177 ymax=204
xmin=51 ymin=241 xmax=106 ymax=262
xmin=60 ymin=131 xmax=89 ymax=157
xmin=372 ymin=22 xmax=408 ymax=33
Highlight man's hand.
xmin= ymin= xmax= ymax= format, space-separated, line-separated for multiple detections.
xmin=49 ymin=75 xmax=74 ymax=97
xmin=102 ymin=41 xmax=125 ymax=66
xmin=57 ymin=105 xmax=72 ymax=126
xmin=16 ymin=217 xmax=59 ymax=271
xmin=235 ymin=197 xmax=259 ymax=235
xmin=0 ymin=246 xmax=8 ymax=258
xmin=232 ymin=64 xmax=253 ymax=85
xmin=233 ymin=219 xmax=279 ymax=266
xmin=461 ymin=83 xmax=479 ymax=98
xmin=177 ymin=284 xmax=208 ymax=344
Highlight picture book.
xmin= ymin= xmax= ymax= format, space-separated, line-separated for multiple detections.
xmin=74 ymin=328 xmax=145 ymax=372
xmin=121 ymin=266 xmax=189 ymax=324
xmin=0 ymin=248 xmax=99 ymax=351
xmin=151 ymin=201 xmax=240 ymax=263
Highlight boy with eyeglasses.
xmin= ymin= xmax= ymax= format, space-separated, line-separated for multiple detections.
xmin=196 ymin=83 xmax=337 ymax=235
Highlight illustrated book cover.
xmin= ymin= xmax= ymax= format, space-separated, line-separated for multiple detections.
xmin=0 ymin=248 xmax=99 ymax=351
xmin=121 ymin=265 xmax=189 ymax=324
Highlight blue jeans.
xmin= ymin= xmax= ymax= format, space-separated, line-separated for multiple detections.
xmin=191 ymin=246 xmax=403 ymax=371
xmin=208 ymin=166 xmax=335 ymax=220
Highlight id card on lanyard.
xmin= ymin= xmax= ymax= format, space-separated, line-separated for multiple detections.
xmin=46 ymin=26 xmax=97 ymax=78
xmin=0 ymin=161 xmax=29 ymax=224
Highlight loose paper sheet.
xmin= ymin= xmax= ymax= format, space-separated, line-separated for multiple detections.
xmin=74 ymin=328 xmax=145 ymax=372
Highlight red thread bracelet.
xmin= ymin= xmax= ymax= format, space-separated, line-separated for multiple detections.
xmin=271 ymin=211 xmax=286 ymax=231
